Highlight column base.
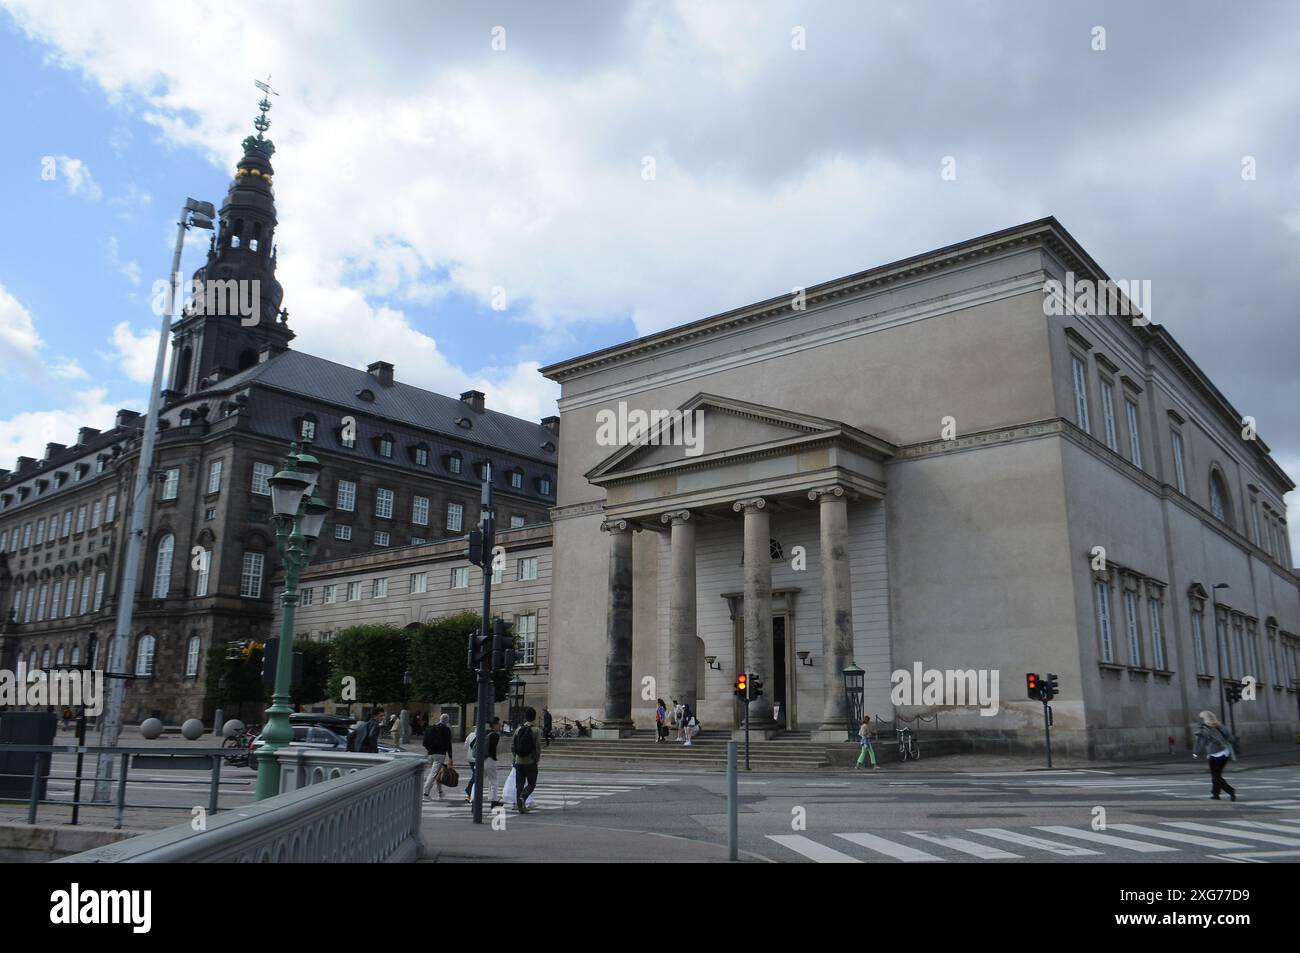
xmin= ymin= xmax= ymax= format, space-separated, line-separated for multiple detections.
xmin=592 ymin=721 xmax=634 ymax=740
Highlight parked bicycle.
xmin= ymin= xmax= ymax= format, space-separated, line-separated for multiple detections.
xmin=552 ymin=718 xmax=579 ymax=740
xmin=896 ymin=726 xmax=919 ymax=762
xmin=223 ymin=724 xmax=258 ymax=767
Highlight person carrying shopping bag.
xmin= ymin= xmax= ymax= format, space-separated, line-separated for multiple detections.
xmin=856 ymin=716 xmax=879 ymax=770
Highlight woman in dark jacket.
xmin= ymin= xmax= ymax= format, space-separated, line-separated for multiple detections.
xmin=1192 ymin=710 xmax=1238 ymax=801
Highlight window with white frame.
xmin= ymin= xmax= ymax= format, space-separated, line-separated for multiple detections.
xmin=36 ymin=584 xmax=48 ymax=621
xmin=1122 ymin=588 xmax=1143 ymax=665
xmin=323 ymin=584 xmax=337 ymax=604
xmin=91 ymin=499 xmax=102 ymax=528
xmin=379 ymin=436 xmax=394 ymax=458
xmin=1250 ymin=497 xmax=1262 ymax=546
xmin=64 ymin=577 xmax=76 ymax=616
xmin=375 ymin=488 xmax=394 ymax=519
xmin=195 ymin=547 xmax=210 ymax=597
xmin=1209 ymin=471 xmax=1229 ymax=524
xmin=372 ymin=577 xmax=388 ymax=599
xmin=411 ymin=572 xmax=428 ymax=594
xmin=450 ymin=566 xmax=469 ymax=589
xmin=446 ymin=502 xmax=464 ymax=532
xmin=540 ymin=476 xmax=552 ymax=496
xmin=517 ymin=557 xmax=538 ymax=581
xmin=22 ymin=522 xmax=32 ymax=547
xmin=301 ymin=587 xmax=314 ymax=606
xmin=183 ymin=635 xmax=201 ymax=676
xmin=104 ymin=495 xmax=116 ymax=522
xmin=336 ymin=480 xmax=356 ymax=511
xmin=348 ymin=581 xmax=361 ymax=601
xmin=251 ymin=461 xmax=274 ymax=495
xmin=510 ymin=515 xmax=526 ymax=529
xmin=161 ymin=468 xmax=180 ymax=501
xmin=516 ymin=612 xmax=537 ymax=665
xmin=1124 ymin=400 xmax=1142 ymax=469
xmin=374 ymin=530 xmax=390 ymax=547
xmin=240 ymin=551 xmax=265 ymax=598
xmin=1071 ymin=355 xmax=1090 ymax=432
xmin=153 ymin=533 xmax=174 ymax=598
xmin=80 ymin=577 xmax=92 ymax=615
xmin=208 ymin=459 xmax=223 ymax=494
xmin=510 ymin=470 xmax=523 ymax=489
xmin=449 ymin=454 xmax=462 ymax=474
xmin=335 ymin=524 xmax=352 ymax=541
xmin=1100 ymin=379 xmax=1118 ymax=451
xmin=76 ymin=506 xmax=87 ymax=533
xmin=135 ymin=635 xmax=156 ymax=676
xmin=491 ymin=562 xmax=503 ymax=585
xmin=1232 ymin=617 xmax=1246 ymax=678
xmin=412 ymin=495 xmax=429 ymax=525
xmin=1148 ymin=595 xmax=1165 ymax=671
xmin=1216 ymin=615 xmax=1231 ymax=677
xmin=61 ymin=510 xmax=72 ymax=537
xmin=300 ymin=418 xmax=316 ymax=442
xmin=50 ymin=581 xmax=62 ymax=620
xmin=1246 ymin=622 xmax=1260 ymax=679
xmin=415 ymin=447 xmax=429 ymax=466
xmin=1170 ymin=431 xmax=1187 ymax=493
xmin=1095 ymin=579 xmax=1113 ymax=663
xmin=35 ymin=518 xmax=45 ymax=545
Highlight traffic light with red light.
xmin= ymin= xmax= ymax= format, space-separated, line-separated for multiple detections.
xmin=735 ymin=672 xmax=748 ymax=700
xmin=1026 ymin=672 xmax=1041 ymax=701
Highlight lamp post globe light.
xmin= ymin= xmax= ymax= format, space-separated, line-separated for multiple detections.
xmin=255 ymin=442 xmax=330 ymax=800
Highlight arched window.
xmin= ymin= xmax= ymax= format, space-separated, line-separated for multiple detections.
xmin=1209 ymin=470 xmax=1232 ymax=526
xmin=56 ymin=646 xmax=66 ymax=666
xmin=186 ymin=635 xmax=202 ymax=677
xmin=70 ymin=645 xmax=81 ymax=667
xmin=28 ymin=649 xmax=38 ymax=670
xmin=135 ymin=635 xmax=156 ymax=676
xmin=41 ymin=646 xmax=51 ymax=668
xmin=153 ymin=534 xmax=175 ymax=598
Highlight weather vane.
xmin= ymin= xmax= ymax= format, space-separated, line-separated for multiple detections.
xmin=243 ymin=76 xmax=279 ymax=158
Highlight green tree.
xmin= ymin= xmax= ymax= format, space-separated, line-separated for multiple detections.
xmin=408 ymin=612 xmax=512 ymax=739
xmin=326 ymin=624 xmax=411 ymax=710
xmin=204 ymin=643 xmax=265 ymax=723
xmin=292 ymin=638 xmax=333 ymax=709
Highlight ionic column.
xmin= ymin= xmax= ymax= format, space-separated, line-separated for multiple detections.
xmin=810 ymin=484 xmax=853 ymax=731
xmin=733 ymin=497 xmax=775 ymax=727
xmin=600 ymin=519 xmax=634 ymax=729
xmin=662 ymin=510 xmax=698 ymax=712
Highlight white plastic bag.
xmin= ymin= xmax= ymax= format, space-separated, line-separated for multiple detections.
xmin=501 ymin=767 xmax=518 ymax=803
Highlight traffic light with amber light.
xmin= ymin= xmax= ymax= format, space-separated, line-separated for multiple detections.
xmin=1026 ymin=672 xmax=1041 ymax=701
xmin=735 ymin=672 xmax=748 ymax=700
xmin=1044 ymin=673 xmax=1059 ymax=701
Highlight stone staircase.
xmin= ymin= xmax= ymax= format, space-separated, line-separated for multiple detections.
xmin=536 ymin=729 xmax=900 ymax=770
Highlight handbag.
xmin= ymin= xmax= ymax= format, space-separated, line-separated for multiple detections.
xmin=436 ymin=762 xmax=459 ymax=787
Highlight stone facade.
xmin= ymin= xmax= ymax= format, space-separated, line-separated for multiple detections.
xmin=539 ymin=217 xmax=1300 ymax=758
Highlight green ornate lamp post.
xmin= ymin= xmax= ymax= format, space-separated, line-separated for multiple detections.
xmin=254 ymin=443 xmax=329 ymax=800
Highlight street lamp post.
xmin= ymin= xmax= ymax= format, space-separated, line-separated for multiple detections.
xmin=1211 ymin=583 xmax=1230 ymax=725
xmin=842 ymin=663 xmax=865 ymax=742
xmin=254 ymin=443 xmax=329 ymax=800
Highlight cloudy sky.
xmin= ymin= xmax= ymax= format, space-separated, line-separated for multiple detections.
xmin=0 ymin=0 xmax=1296 ymax=546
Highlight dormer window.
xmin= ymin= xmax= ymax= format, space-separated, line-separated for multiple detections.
xmin=540 ymin=476 xmax=553 ymax=496
xmin=299 ymin=415 xmax=317 ymax=442
xmin=541 ymin=441 xmax=556 ymax=453
xmin=456 ymin=417 xmax=473 ymax=430
xmin=231 ymin=235 xmax=241 ymax=248
xmin=411 ymin=443 xmax=430 ymax=467
xmin=356 ymin=389 xmax=375 ymax=403
xmin=376 ymin=435 xmax=394 ymax=459
xmin=179 ymin=410 xmax=193 ymax=427
xmin=447 ymin=452 xmax=463 ymax=475
xmin=509 ymin=469 xmax=523 ymax=490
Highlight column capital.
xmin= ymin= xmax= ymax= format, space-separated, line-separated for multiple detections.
xmin=599 ymin=518 xmax=633 ymax=534
xmin=732 ymin=497 xmax=767 ymax=513
xmin=660 ymin=509 xmax=693 ymax=525
xmin=808 ymin=484 xmax=847 ymax=503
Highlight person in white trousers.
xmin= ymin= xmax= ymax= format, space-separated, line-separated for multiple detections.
xmin=468 ymin=717 xmax=504 ymax=808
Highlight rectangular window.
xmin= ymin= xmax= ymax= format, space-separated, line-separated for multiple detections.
xmin=540 ymin=477 xmax=552 ymax=496
xmin=80 ymin=577 xmax=92 ymax=615
xmin=251 ymin=461 xmax=274 ymax=495
xmin=510 ymin=515 xmax=526 ymax=529
xmin=1217 ymin=617 xmax=1230 ymax=677
xmin=22 ymin=522 xmax=32 ymax=547
xmin=36 ymin=584 xmax=48 ymax=621
xmin=451 ymin=566 xmax=469 ymax=589
xmin=240 ymin=552 xmax=265 ymax=598
xmin=411 ymin=537 xmax=426 ymax=545
xmin=446 ymin=502 xmax=463 ymax=532
xmin=93 ymin=571 xmax=106 ymax=611
xmin=336 ymin=480 xmax=356 ymax=512
xmin=301 ymin=587 xmax=314 ymax=606
xmin=372 ymin=577 xmax=388 ymax=599
xmin=90 ymin=500 xmax=103 ymax=528
xmin=195 ymin=548 xmax=210 ymax=597
xmin=207 ymin=459 xmax=223 ymax=494
xmin=1233 ymin=618 xmax=1246 ymax=679
xmin=510 ymin=470 xmax=523 ymax=489
xmin=491 ymin=563 xmax=503 ymax=585
xmin=348 ymin=581 xmax=361 ymax=601
xmin=412 ymin=495 xmax=429 ymax=525
xmin=1123 ymin=590 xmax=1142 ymax=666
xmin=375 ymin=488 xmax=394 ymax=519
xmin=161 ymin=467 xmax=180 ymax=501
xmin=62 ymin=510 xmax=72 ymax=537
xmin=301 ymin=419 xmax=316 ymax=441
xmin=374 ymin=530 xmax=390 ymax=547
xmin=34 ymin=518 xmax=45 ymax=545
xmin=1125 ymin=401 xmax=1143 ymax=469
xmin=1250 ymin=499 xmax=1262 ymax=545
xmin=379 ymin=437 xmax=394 ymax=458
xmin=517 ymin=557 xmax=538 ymax=581
xmin=411 ymin=572 xmax=428 ymax=594
xmin=75 ymin=506 xmax=87 ymax=533
xmin=517 ymin=613 xmax=537 ymax=665
xmin=1100 ymin=379 xmax=1118 ymax=451
xmin=1148 ymin=598 xmax=1165 ymax=671
xmin=1095 ymin=580 xmax=1113 ymax=663
xmin=1170 ymin=431 xmax=1187 ymax=493
xmin=64 ymin=580 xmax=76 ymax=617
xmin=1071 ymin=355 xmax=1090 ymax=432
xmin=205 ymin=507 xmax=217 ymax=521
xmin=50 ymin=581 xmax=62 ymax=621
xmin=23 ymin=588 xmax=34 ymax=623
xmin=1247 ymin=624 xmax=1259 ymax=679
xmin=104 ymin=495 xmax=116 ymax=522
xmin=335 ymin=524 xmax=352 ymax=541
xmin=324 ymin=584 xmax=337 ymax=604
xmin=415 ymin=447 xmax=428 ymax=466
xmin=449 ymin=456 xmax=462 ymax=475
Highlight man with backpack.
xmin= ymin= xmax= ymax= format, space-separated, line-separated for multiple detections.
xmin=511 ymin=707 xmax=542 ymax=813
xmin=422 ymin=713 xmax=454 ymax=800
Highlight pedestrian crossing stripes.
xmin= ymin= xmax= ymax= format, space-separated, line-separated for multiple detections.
xmin=422 ymin=773 xmax=680 ymax=820
xmin=765 ymin=815 xmax=1300 ymax=863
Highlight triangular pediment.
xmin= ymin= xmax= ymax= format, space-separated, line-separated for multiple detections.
xmin=587 ymin=393 xmax=857 ymax=481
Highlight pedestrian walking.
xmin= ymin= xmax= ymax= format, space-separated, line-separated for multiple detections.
xmin=1192 ymin=710 xmax=1238 ymax=801
xmin=856 ymin=716 xmax=879 ymax=770
xmin=422 ymin=713 xmax=454 ymax=800
xmin=655 ymin=698 xmax=667 ymax=742
xmin=543 ymin=707 xmax=553 ymax=747
xmin=463 ymin=725 xmax=478 ymax=801
xmin=397 ymin=708 xmax=411 ymax=747
xmin=475 ymin=717 xmax=503 ymax=808
xmin=683 ymin=704 xmax=699 ymax=746
xmin=511 ymin=706 xmax=542 ymax=813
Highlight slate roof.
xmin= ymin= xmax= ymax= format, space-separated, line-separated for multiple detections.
xmin=200 ymin=350 xmax=557 ymax=464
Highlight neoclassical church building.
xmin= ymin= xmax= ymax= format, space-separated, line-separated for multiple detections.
xmin=541 ymin=218 xmax=1300 ymax=758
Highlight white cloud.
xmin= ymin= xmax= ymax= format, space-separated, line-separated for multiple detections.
xmin=0 ymin=387 xmax=124 ymax=467
xmin=53 ymin=154 xmax=102 ymax=200
xmin=0 ymin=282 xmax=42 ymax=373
xmin=108 ymin=321 xmax=163 ymax=384
xmin=49 ymin=358 xmax=89 ymax=381
xmin=106 ymin=236 xmax=143 ymax=285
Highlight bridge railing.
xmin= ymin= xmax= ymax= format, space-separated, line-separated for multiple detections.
xmin=56 ymin=750 xmax=427 ymax=863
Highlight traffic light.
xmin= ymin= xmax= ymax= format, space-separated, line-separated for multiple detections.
xmin=1226 ymin=683 xmax=1242 ymax=704
xmin=735 ymin=672 xmax=748 ymax=699
xmin=469 ymin=625 xmax=491 ymax=670
xmin=491 ymin=618 xmax=516 ymax=672
xmin=466 ymin=529 xmax=484 ymax=566
xmin=260 ymin=639 xmax=303 ymax=691
xmin=1044 ymin=673 xmax=1059 ymax=701
xmin=748 ymin=673 xmax=763 ymax=702
xmin=1026 ymin=672 xmax=1041 ymax=701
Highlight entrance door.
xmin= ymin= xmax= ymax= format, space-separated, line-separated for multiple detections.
xmin=732 ymin=614 xmax=792 ymax=729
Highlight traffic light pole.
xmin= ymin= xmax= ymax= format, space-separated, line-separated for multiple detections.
xmin=471 ymin=465 xmax=494 ymax=825
xmin=1042 ymin=700 xmax=1052 ymax=769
